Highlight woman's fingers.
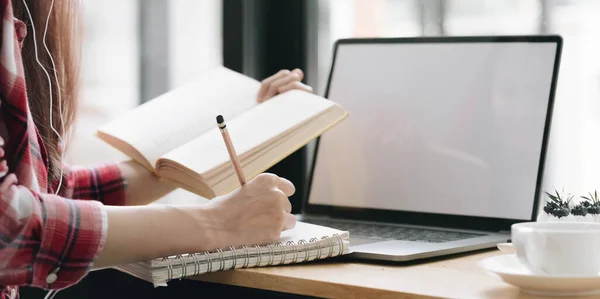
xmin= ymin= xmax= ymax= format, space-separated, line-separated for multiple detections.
xmin=261 ymin=71 xmax=299 ymax=102
xmin=282 ymin=212 xmax=297 ymax=231
xmin=277 ymin=81 xmax=313 ymax=94
xmin=291 ymin=68 xmax=304 ymax=81
xmin=258 ymin=70 xmax=291 ymax=103
xmin=275 ymin=176 xmax=295 ymax=197
xmin=257 ymin=68 xmax=312 ymax=103
xmin=0 ymin=136 xmax=5 ymax=159
xmin=0 ymin=173 xmax=17 ymax=190
xmin=0 ymin=160 xmax=8 ymax=177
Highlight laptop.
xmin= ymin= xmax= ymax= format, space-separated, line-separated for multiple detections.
xmin=297 ymin=35 xmax=563 ymax=262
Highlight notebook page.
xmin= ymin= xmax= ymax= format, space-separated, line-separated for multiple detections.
xmin=278 ymin=221 xmax=348 ymax=243
xmin=97 ymin=66 xmax=259 ymax=166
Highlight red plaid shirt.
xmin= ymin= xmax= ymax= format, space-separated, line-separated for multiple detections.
xmin=0 ymin=1 xmax=127 ymax=298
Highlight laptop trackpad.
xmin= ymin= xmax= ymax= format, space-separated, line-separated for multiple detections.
xmin=349 ymin=237 xmax=383 ymax=246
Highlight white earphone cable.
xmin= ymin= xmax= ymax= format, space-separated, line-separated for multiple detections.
xmin=41 ymin=0 xmax=65 ymax=194
xmin=21 ymin=0 xmax=63 ymax=298
xmin=44 ymin=289 xmax=58 ymax=299
xmin=21 ymin=0 xmax=65 ymax=194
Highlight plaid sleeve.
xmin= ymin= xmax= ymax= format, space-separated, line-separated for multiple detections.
xmin=59 ymin=164 xmax=128 ymax=206
xmin=0 ymin=0 xmax=113 ymax=293
xmin=0 ymin=183 xmax=107 ymax=290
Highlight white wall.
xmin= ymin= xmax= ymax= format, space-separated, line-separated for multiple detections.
xmin=169 ymin=0 xmax=223 ymax=88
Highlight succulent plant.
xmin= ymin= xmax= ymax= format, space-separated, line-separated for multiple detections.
xmin=581 ymin=190 xmax=600 ymax=215
xmin=543 ymin=188 xmax=573 ymax=218
xmin=571 ymin=203 xmax=588 ymax=216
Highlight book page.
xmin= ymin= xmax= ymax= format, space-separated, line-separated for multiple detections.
xmin=159 ymin=90 xmax=337 ymax=177
xmin=97 ymin=67 xmax=260 ymax=167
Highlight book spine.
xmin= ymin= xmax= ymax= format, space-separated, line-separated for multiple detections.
xmin=161 ymin=233 xmax=346 ymax=281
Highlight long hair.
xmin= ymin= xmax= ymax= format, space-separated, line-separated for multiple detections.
xmin=12 ymin=0 xmax=81 ymax=184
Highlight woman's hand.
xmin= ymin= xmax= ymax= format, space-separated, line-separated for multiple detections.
xmin=0 ymin=136 xmax=16 ymax=188
xmin=97 ymin=173 xmax=296 ymax=268
xmin=0 ymin=136 xmax=6 ymax=177
xmin=205 ymin=173 xmax=297 ymax=247
xmin=257 ymin=68 xmax=313 ymax=103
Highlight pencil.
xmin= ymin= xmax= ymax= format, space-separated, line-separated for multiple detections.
xmin=216 ymin=115 xmax=247 ymax=186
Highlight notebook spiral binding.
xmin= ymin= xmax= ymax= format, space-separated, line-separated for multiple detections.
xmin=161 ymin=233 xmax=345 ymax=281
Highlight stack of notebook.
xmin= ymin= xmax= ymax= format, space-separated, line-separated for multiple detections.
xmin=114 ymin=221 xmax=351 ymax=287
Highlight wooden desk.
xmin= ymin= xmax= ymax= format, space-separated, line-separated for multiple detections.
xmin=189 ymin=250 xmax=600 ymax=299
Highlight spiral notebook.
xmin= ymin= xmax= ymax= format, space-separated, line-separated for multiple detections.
xmin=114 ymin=221 xmax=351 ymax=287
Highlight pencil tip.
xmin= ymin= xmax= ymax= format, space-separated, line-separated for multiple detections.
xmin=216 ymin=115 xmax=224 ymax=124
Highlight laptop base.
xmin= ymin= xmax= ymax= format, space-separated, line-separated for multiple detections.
xmin=298 ymin=214 xmax=510 ymax=262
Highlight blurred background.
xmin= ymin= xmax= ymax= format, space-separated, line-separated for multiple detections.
xmin=19 ymin=0 xmax=600 ymax=298
xmin=69 ymin=0 xmax=600 ymax=208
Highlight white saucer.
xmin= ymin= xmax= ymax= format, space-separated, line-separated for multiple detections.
xmin=479 ymin=254 xmax=600 ymax=297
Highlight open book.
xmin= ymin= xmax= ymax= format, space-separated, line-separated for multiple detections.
xmin=114 ymin=221 xmax=351 ymax=287
xmin=97 ymin=67 xmax=348 ymax=198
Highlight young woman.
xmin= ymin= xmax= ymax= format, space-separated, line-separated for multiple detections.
xmin=0 ymin=0 xmax=313 ymax=298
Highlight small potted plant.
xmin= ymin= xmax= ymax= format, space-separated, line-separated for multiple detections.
xmin=539 ymin=188 xmax=600 ymax=222
xmin=580 ymin=190 xmax=600 ymax=221
xmin=541 ymin=188 xmax=573 ymax=221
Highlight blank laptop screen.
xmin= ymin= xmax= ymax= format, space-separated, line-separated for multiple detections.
xmin=308 ymin=40 xmax=558 ymax=221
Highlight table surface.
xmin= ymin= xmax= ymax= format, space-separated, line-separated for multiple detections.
xmin=189 ymin=249 xmax=600 ymax=299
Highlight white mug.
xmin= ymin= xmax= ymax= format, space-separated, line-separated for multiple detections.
xmin=511 ymin=221 xmax=600 ymax=276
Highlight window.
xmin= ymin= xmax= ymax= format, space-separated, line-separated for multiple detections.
xmin=169 ymin=0 xmax=222 ymax=89
xmin=541 ymin=0 xmax=600 ymax=194
xmin=313 ymin=0 xmax=420 ymax=95
xmin=65 ymin=0 xmax=138 ymax=165
xmin=444 ymin=0 xmax=541 ymax=34
xmin=446 ymin=0 xmax=600 ymax=197
xmin=66 ymin=0 xmax=222 ymax=166
xmin=315 ymin=0 xmax=600 ymax=199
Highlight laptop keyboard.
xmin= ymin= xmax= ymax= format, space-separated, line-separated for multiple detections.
xmin=305 ymin=218 xmax=484 ymax=243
